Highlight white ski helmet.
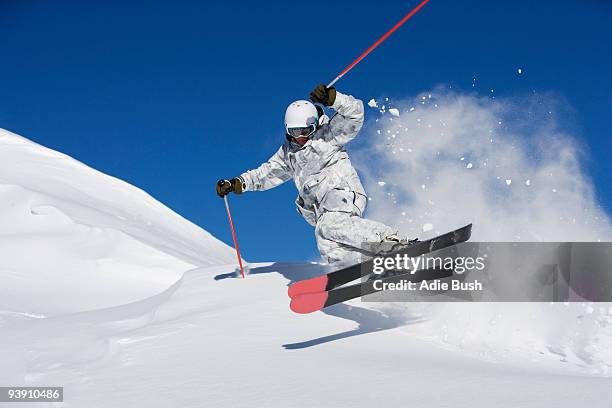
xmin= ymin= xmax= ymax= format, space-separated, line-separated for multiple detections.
xmin=284 ymin=100 xmax=319 ymax=138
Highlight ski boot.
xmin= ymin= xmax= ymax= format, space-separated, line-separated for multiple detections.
xmin=366 ymin=234 xmax=419 ymax=281
xmin=378 ymin=232 xmax=419 ymax=254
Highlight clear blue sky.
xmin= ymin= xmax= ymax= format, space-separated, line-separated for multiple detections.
xmin=1 ymin=0 xmax=610 ymax=262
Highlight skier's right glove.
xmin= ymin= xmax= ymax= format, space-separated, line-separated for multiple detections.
xmin=216 ymin=178 xmax=244 ymax=197
xmin=309 ymin=84 xmax=336 ymax=107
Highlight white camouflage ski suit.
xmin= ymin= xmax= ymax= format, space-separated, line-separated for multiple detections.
xmin=239 ymin=91 xmax=396 ymax=265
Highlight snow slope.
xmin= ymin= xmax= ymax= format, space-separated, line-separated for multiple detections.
xmin=0 ymin=128 xmax=235 ymax=315
xmin=1 ymin=129 xmax=611 ymax=408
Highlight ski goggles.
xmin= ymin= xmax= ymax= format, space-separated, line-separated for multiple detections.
xmin=286 ymin=124 xmax=317 ymax=138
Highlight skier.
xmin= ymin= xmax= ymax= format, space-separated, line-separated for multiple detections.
xmin=216 ymin=84 xmax=413 ymax=266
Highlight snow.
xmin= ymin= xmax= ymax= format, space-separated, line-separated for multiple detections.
xmin=2 ymin=128 xmax=612 ymax=407
xmin=377 ymin=181 xmax=386 ymax=186
xmin=422 ymin=223 xmax=433 ymax=232
xmin=0 ymin=129 xmax=235 ymax=314
xmin=367 ymin=98 xmax=378 ymax=108
xmin=388 ymin=108 xmax=400 ymax=117
xmin=350 ymin=87 xmax=612 ymax=393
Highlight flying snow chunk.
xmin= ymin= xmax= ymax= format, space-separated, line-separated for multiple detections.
xmin=368 ymin=99 xmax=378 ymax=108
xmin=518 ymin=68 xmax=523 ymax=74
xmin=525 ymin=179 xmax=531 ymax=186
xmin=423 ymin=223 xmax=433 ymax=232
xmin=467 ymin=163 xmax=473 ymax=169
xmin=505 ymin=179 xmax=512 ymax=185
xmin=388 ymin=108 xmax=400 ymax=117
xmin=377 ymin=181 xmax=386 ymax=187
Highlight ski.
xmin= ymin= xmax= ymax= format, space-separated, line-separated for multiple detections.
xmin=287 ymin=223 xmax=472 ymax=298
xmin=290 ymin=267 xmax=454 ymax=314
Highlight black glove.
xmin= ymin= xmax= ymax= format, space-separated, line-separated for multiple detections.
xmin=216 ymin=178 xmax=244 ymax=198
xmin=309 ymin=84 xmax=336 ymax=106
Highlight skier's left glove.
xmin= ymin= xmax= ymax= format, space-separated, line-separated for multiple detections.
xmin=309 ymin=84 xmax=336 ymax=107
xmin=216 ymin=177 xmax=244 ymax=198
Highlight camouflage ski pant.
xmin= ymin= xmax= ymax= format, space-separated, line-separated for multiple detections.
xmin=315 ymin=206 xmax=396 ymax=267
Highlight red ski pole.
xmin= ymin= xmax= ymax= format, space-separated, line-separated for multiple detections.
xmin=327 ymin=0 xmax=431 ymax=88
xmin=223 ymin=195 xmax=246 ymax=279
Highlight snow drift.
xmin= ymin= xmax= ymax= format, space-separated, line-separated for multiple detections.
xmin=0 ymin=128 xmax=235 ymax=315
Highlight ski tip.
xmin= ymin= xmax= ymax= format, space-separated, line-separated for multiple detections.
xmin=461 ymin=223 xmax=473 ymax=240
xmin=290 ymin=292 xmax=329 ymax=314
xmin=287 ymin=275 xmax=328 ymax=298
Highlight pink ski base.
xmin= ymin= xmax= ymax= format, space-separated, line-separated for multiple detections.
xmin=290 ymin=292 xmax=328 ymax=314
xmin=287 ymin=276 xmax=328 ymax=298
